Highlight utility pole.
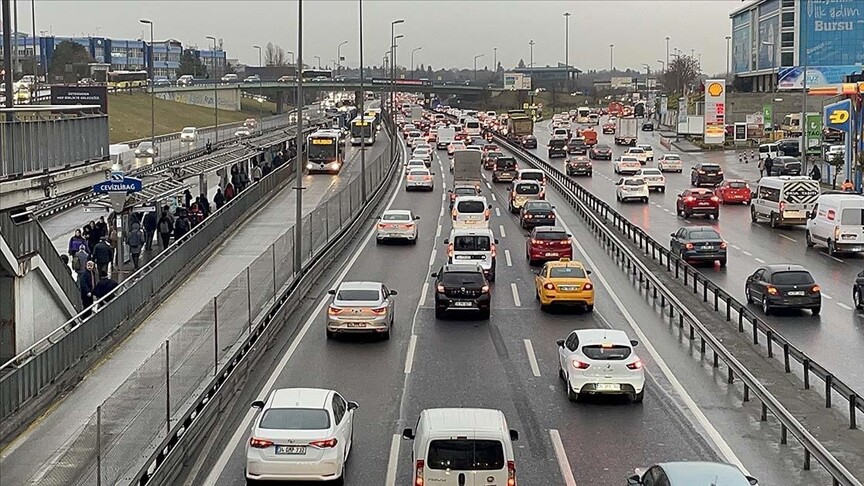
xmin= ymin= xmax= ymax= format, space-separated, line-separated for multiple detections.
xmin=725 ymin=35 xmax=731 ymax=80
xmin=609 ymin=44 xmax=614 ymax=72
xmin=358 ymin=0 xmax=366 ymax=200
xmin=665 ymin=36 xmax=670 ymax=73
xmin=529 ymin=39 xmax=535 ymax=106
xmin=294 ymin=0 xmax=305 ymax=272
xmin=493 ymin=47 xmax=498 ymax=85
xmin=564 ymin=12 xmax=570 ymax=92
xmin=206 ymin=35 xmax=219 ymax=144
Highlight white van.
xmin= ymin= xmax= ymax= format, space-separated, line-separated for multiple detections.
xmin=465 ymin=118 xmax=482 ymax=138
xmin=452 ymin=195 xmax=491 ymax=229
xmin=437 ymin=127 xmax=456 ymax=149
xmin=402 ymin=408 xmax=519 ymax=486
xmin=759 ymin=142 xmax=780 ymax=161
xmin=806 ymin=193 xmax=864 ymax=255
xmin=751 ymin=176 xmax=820 ymax=228
xmin=445 ymin=228 xmax=498 ymax=281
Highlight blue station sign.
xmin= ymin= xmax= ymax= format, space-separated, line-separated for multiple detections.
xmin=93 ymin=171 xmax=143 ymax=194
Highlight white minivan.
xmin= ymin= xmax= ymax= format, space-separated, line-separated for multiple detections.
xmin=452 ymin=196 xmax=491 ymax=229
xmin=751 ymin=176 xmax=820 ymax=228
xmin=402 ymin=408 xmax=519 ymax=486
xmin=806 ymin=193 xmax=864 ymax=255
xmin=759 ymin=142 xmax=780 ymax=161
xmin=445 ymin=227 xmax=498 ymax=281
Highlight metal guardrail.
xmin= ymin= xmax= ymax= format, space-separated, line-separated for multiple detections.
xmin=495 ymin=134 xmax=863 ymax=486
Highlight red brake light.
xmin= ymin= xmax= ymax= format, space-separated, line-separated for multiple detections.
xmin=543 ymin=283 xmax=555 ymax=290
xmin=249 ymin=437 xmax=274 ymax=448
xmin=583 ymin=283 xmax=593 ymax=291
xmin=370 ymin=306 xmax=388 ymax=315
xmin=767 ymin=286 xmax=778 ymax=295
xmin=684 ymin=196 xmax=695 ymax=202
xmin=720 ymin=242 xmax=727 ymax=249
xmin=447 ymin=244 xmax=454 ymax=257
xmin=328 ymin=306 xmax=343 ymax=316
xmin=508 ymin=460 xmax=516 ymax=486
xmin=491 ymin=244 xmax=497 ymax=258
xmin=415 ymin=459 xmax=425 ymax=486
xmin=481 ymin=285 xmax=490 ymax=293
xmin=626 ymin=359 xmax=643 ymax=370
xmin=779 ymin=201 xmax=786 ymax=212
xmin=309 ymin=438 xmax=338 ymax=448
xmin=811 ymin=285 xmax=821 ymax=293
xmin=711 ymin=196 xmax=720 ymax=202
xmin=531 ymin=239 xmax=540 ymax=246
xmin=685 ymin=243 xmax=694 ymax=250
xmin=572 ymin=360 xmax=590 ymax=369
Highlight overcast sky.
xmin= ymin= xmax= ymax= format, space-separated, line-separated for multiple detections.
xmin=30 ymin=0 xmax=741 ymax=74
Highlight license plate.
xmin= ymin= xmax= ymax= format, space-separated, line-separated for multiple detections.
xmin=559 ymin=285 xmax=577 ymax=291
xmin=788 ymin=291 xmax=805 ymax=296
xmin=455 ymin=255 xmax=472 ymax=260
xmin=389 ymin=233 xmax=401 ymax=237
xmin=702 ymin=246 xmax=714 ymax=250
xmin=698 ymin=202 xmax=709 ymax=206
xmin=544 ymin=252 xmax=559 ymax=257
xmin=276 ymin=446 xmax=306 ymax=455
xmin=595 ymin=384 xmax=620 ymax=391
xmin=453 ymin=301 xmax=473 ymax=307
xmin=346 ymin=322 xmax=367 ymax=327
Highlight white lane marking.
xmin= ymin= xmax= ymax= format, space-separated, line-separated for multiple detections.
xmin=731 ymin=244 xmax=741 ymax=251
xmin=838 ymin=302 xmax=853 ymax=310
xmin=428 ymin=250 xmax=436 ymax=267
xmin=742 ymin=250 xmax=753 ymax=256
xmin=511 ymin=283 xmax=521 ymax=307
xmin=491 ymin=193 xmax=497 ymax=202
xmin=441 ymin=192 xmax=445 ymax=202
xmin=505 ymin=249 xmax=513 ymax=267
xmin=203 ymin=139 xmax=408 ymax=486
xmin=524 ymin=339 xmax=541 ymax=377
xmin=418 ymin=282 xmax=429 ymax=307
xmin=555 ymin=217 xmax=748 ymax=473
xmin=779 ymin=234 xmax=797 ymax=243
xmin=821 ymin=293 xmax=833 ymax=300
xmin=384 ymin=433 xmax=401 ymax=486
xmin=499 ymin=224 xmax=507 ymax=238
xmin=549 ymin=429 xmax=578 ymax=486
xmin=435 ymin=223 xmax=442 ymax=238
xmin=819 ymin=252 xmax=844 ymax=263
xmin=754 ymin=257 xmax=766 ymax=263
xmin=404 ymin=335 xmax=418 ymax=374
xmin=495 ymin=207 xmax=501 ymax=217
xmin=485 ymin=181 xmax=492 ymax=189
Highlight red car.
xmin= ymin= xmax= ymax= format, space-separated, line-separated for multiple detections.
xmin=526 ymin=226 xmax=573 ymax=265
xmin=602 ymin=123 xmax=616 ymax=134
xmin=676 ymin=188 xmax=720 ymax=220
xmin=714 ymin=179 xmax=751 ymax=204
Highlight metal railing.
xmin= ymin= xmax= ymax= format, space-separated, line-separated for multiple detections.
xmin=495 ymin=134 xmax=863 ymax=486
xmin=28 ymin=121 xmax=398 ymax=486
xmin=0 ymin=211 xmax=82 ymax=310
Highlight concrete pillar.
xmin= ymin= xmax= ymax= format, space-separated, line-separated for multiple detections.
xmin=355 ymin=91 xmax=362 ymax=105
xmin=275 ymin=90 xmax=286 ymax=114
xmin=0 ymin=275 xmax=15 ymax=362
xmin=198 ymin=173 xmax=208 ymax=197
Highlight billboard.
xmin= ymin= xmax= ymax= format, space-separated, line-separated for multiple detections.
xmin=610 ymin=77 xmax=633 ymax=89
xmin=703 ymin=80 xmax=726 ymax=145
xmin=50 ymin=85 xmax=108 ymax=112
xmin=777 ymin=65 xmax=864 ymax=89
xmin=732 ymin=27 xmax=751 ymax=74
xmin=660 ymin=96 xmax=668 ymax=116
xmin=801 ymin=0 xmax=864 ymax=66
xmin=757 ymin=15 xmax=780 ymax=70
xmin=504 ymin=72 xmax=531 ymax=90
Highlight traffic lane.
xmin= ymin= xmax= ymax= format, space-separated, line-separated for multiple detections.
xmin=212 ymin=144 xmax=444 ymax=486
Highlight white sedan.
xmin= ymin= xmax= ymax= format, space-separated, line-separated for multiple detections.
xmin=636 ymin=144 xmax=654 ymax=161
xmin=376 ymin=209 xmax=420 ymax=243
xmin=657 ymin=154 xmax=683 ymax=172
xmin=405 ymin=167 xmax=435 ymax=191
xmin=235 ymin=127 xmax=252 ymax=138
xmin=412 ymin=147 xmax=433 ymax=166
xmin=637 ymin=168 xmax=666 ymax=192
xmin=246 ymin=388 xmax=357 ymax=482
xmin=613 ymin=156 xmax=641 ymax=175
xmin=556 ymin=329 xmax=645 ymax=402
xmin=406 ymin=159 xmax=426 ymax=171
xmin=616 ymin=177 xmax=649 ymax=203
xmin=625 ymin=147 xmax=648 ymax=164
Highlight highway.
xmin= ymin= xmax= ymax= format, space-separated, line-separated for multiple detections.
xmin=531 ymin=117 xmax=864 ymax=395
xmin=192 ymin=138 xmax=809 ymax=486
xmin=0 ymin=124 xmax=389 ymax=486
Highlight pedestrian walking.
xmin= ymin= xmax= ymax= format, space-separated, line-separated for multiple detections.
xmin=79 ymin=261 xmax=98 ymax=313
xmin=764 ymin=156 xmax=774 ymax=177
xmin=73 ymin=243 xmax=89 ymax=272
xmin=107 ymin=221 xmax=119 ymax=272
xmin=92 ymin=236 xmax=113 ymax=277
xmin=85 ymin=221 xmax=100 ymax=250
xmin=188 ymin=203 xmax=204 ymax=227
xmin=60 ymin=254 xmax=73 ymax=277
xmin=810 ymin=164 xmax=822 ymax=182
xmin=92 ymin=271 xmax=119 ymax=305
xmin=174 ymin=211 xmax=191 ymax=240
xmin=262 ymin=161 xmax=273 ymax=177
xmin=252 ymin=163 xmax=263 ymax=183
xmin=143 ymin=210 xmax=157 ymax=250
xmin=224 ymin=182 xmax=236 ymax=201
xmin=214 ymin=187 xmax=226 ymax=209
xmin=127 ymin=222 xmax=145 ymax=269
xmin=158 ymin=211 xmax=173 ymax=249
xmin=68 ymin=229 xmax=87 ymax=256
xmin=757 ymin=158 xmax=765 ymax=178
xmin=199 ymin=193 xmax=211 ymax=216
xmin=183 ymin=189 xmax=193 ymax=209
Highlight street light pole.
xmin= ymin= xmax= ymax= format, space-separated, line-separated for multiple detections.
xmin=493 ymin=47 xmax=498 ymax=85
xmin=563 ymin=12 xmax=570 ymax=91
xmin=358 ymin=0 xmax=366 ymax=200
xmin=206 ymin=35 xmax=219 ymax=144
xmin=389 ymin=19 xmax=404 ymax=164
xmin=665 ymin=36 xmax=670 ymax=73
xmin=140 ymin=19 xmax=155 ymax=150
xmin=253 ymin=44 xmax=263 ymax=106
xmin=314 ymin=55 xmax=321 ymax=70
xmin=294 ymin=0 xmax=304 ymax=272
xmin=609 ymin=44 xmax=614 ymax=72
xmin=337 ymin=40 xmax=348 ymax=75
xmin=411 ymin=47 xmax=421 ymax=78
xmin=725 ymin=35 xmax=731 ymax=80
xmin=529 ymin=40 xmax=535 ymax=106
xmin=799 ymin=17 xmax=809 ymax=163
xmin=473 ymin=53 xmax=484 ymax=82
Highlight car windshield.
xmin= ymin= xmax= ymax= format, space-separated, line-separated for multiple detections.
xmin=625 ymin=179 xmax=645 ymax=186
xmin=383 ymin=213 xmax=411 ymax=221
xmin=549 ymin=267 xmax=586 ymax=278
xmin=664 ymin=155 xmax=680 ymax=160
xmin=259 ymin=408 xmax=330 ymax=430
xmin=515 ymin=183 xmax=541 ymax=195
xmin=520 ymin=172 xmax=544 ymax=181
xmin=771 ymin=271 xmax=814 ymax=285
xmin=727 ymin=181 xmax=748 ymax=188
xmin=457 ymin=200 xmax=486 ymax=213
xmin=336 ymin=289 xmax=380 ymax=301
xmin=454 ymin=188 xmax=477 ymax=196
xmin=582 ymin=345 xmax=631 ymax=360
xmin=688 ymin=230 xmax=721 ymax=240
xmin=628 ymin=148 xmax=644 ymax=153
xmin=701 ymin=165 xmax=721 ymax=171
xmin=182 ymin=128 xmax=195 ymax=134
xmin=525 ymin=201 xmax=553 ymax=211
xmin=496 ymin=159 xmax=517 ymax=170
xmin=641 ymin=169 xmax=661 ymax=175
xmin=427 ymin=439 xmax=505 ymax=471
xmin=454 ymin=236 xmax=491 ymax=251
xmin=440 ymin=271 xmax=486 ymax=286
xmin=535 ymin=231 xmax=567 ymax=241
xmin=621 ymin=157 xmax=638 ymax=163
xmin=408 ymin=170 xmax=428 ymax=177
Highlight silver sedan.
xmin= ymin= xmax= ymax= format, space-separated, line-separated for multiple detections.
xmin=326 ymin=281 xmax=397 ymax=340
xmin=405 ymin=167 xmax=435 ymax=191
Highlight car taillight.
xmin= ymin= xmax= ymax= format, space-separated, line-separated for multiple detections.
xmin=484 ymin=209 xmax=490 ymax=219
xmin=508 ymin=460 xmax=516 ymax=486
xmin=685 ymin=243 xmax=694 ymax=250
xmin=720 ymin=242 xmax=727 ymax=249
xmin=711 ymin=196 xmax=720 ymax=202
xmin=583 ymin=283 xmax=593 ymax=291
xmin=531 ymin=239 xmax=540 ymax=245
xmin=543 ymin=283 xmax=555 ymax=290
xmin=447 ymin=243 xmax=454 ymax=257
xmin=811 ymin=285 xmax=821 ymax=293
xmin=377 ymin=223 xmax=387 ymax=229
xmin=572 ymin=360 xmax=590 ymax=369
xmin=626 ymin=359 xmax=643 ymax=370
xmin=370 ymin=306 xmax=388 ymax=315
xmin=767 ymin=286 xmax=778 ymax=295
xmin=491 ymin=244 xmax=497 ymax=257
xmin=436 ymin=284 xmax=446 ymax=293
xmin=539 ymin=191 xmax=546 ymax=199
xmin=481 ymin=285 xmax=490 ymax=293
xmin=328 ymin=306 xmax=343 ymax=316
xmin=415 ymin=459 xmax=425 ymax=486
xmin=249 ymin=437 xmax=274 ymax=448
xmin=834 ymin=226 xmax=841 ymax=240
xmin=309 ymin=438 xmax=338 ymax=448
xmin=698 ymin=170 xmax=706 ymax=174
xmin=452 ymin=210 xmax=457 ymax=221
xmin=779 ymin=201 xmax=786 ymax=212
xmin=684 ymin=196 xmax=694 ymax=202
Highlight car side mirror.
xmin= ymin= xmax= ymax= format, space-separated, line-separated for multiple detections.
xmin=630 ymin=339 xmax=639 ymax=347
xmin=746 ymin=476 xmax=758 ymax=485
xmin=402 ymin=428 xmax=415 ymax=440
xmin=327 ymin=289 xmax=336 ymax=295
xmin=414 ymin=215 xmax=421 ymax=220
xmin=347 ymin=400 xmax=359 ymax=411
xmin=389 ymin=290 xmax=398 ymax=296
xmin=251 ymin=400 xmax=265 ymax=409
xmin=488 ymin=204 xmax=493 ymax=209
xmin=509 ymin=429 xmax=519 ymax=441
xmin=586 ymin=270 xmax=592 ymax=275
xmin=556 ymin=339 xmax=565 ymax=347
xmin=443 ymin=239 xmax=449 ymax=245
xmin=627 ymin=475 xmax=642 ymax=485
xmin=494 ymin=238 xmax=499 ymax=244
xmin=670 ymin=233 xmax=676 ymax=238
xmin=567 ymin=234 xmax=572 ymax=238
xmin=430 ymin=272 xmax=438 ymax=278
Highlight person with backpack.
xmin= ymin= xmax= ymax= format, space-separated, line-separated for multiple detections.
xmin=143 ymin=210 xmax=158 ymax=251
xmin=127 ymin=222 xmax=145 ymax=269
xmin=158 ymin=211 xmax=173 ymax=249
xmin=213 ymin=187 xmax=226 ymax=210
xmin=174 ymin=211 xmax=191 ymax=240
xmin=92 ymin=271 xmax=119 ymax=306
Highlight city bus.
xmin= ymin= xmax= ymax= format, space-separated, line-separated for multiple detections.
xmin=107 ymin=70 xmax=149 ymax=89
xmin=576 ymin=107 xmax=591 ymax=124
xmin=350 ymin=115 xmax=377 ymax=146
xmin=306 ymin=129 xmax=345 ymax=174
xmin=302 ymin=69 xmax=333 ymax=80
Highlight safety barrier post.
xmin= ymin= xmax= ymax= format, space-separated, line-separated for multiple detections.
xmin=97 ymin=405 xmax=102 ymax=486
xmin=213 ymin=297 xmax=218 ymax=376
xmin=850 ymin=395 xmax=858 ymax=429
xmin=165 ymin=340 xmax=171 ymax=434
xmin=784 ymin=344 xmax=791 ymax=372
xmin=825 ymin=375 xmax=833 ymax=408
xmin=804 ymin=359 xmax=811 ymax=389
xmin=247 ymin=268 xmax=252 ymax=335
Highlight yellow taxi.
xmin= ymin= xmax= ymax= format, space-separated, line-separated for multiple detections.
xmin=534 ymin=258 xmax=594 ymax=311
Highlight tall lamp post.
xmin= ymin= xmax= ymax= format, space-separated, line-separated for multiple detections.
xmin=140 ymin=19 xmax=155 ymax=150
xmin=294 ymin=0 xmax=304 ymax=272
xmin=205 ymin=35 xmax=219 ymax=144
xmin=358 ymin=0 xmax=366 ymax=200
xmin=665 ymin=36 xmax=670 ymax=72
xmin=253 ymin=44 xmax=263 ymax=106
xmin=609 ymin=44 xmax=614 ymax=72
xmin=473 ymin=53 xmax=484 ymax=82
xmin=493 ymin=47 xmax=498 ymax=85
xmin=411 ymin=47 xmax=421 ymax=78
xmin=725 ymin=35 xmax=732 ymax=80
xmin=563 ymin=12 xmax=571 ymax=91
xmin=762 ymin=40 xmax=778 ymax=133
xmin=389 ymin=18 xmax=404 ymax=164
xmin=529 ymin=40 xmax=535 ymax=105
xmin=337 ymin=40 xmax=348 ymax=75
xmin=314 ymin=55 xmax=321 ymax=69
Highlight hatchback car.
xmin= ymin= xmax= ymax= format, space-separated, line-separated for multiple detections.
xmin=492 ymin=156 xmax=519 ymax=183
xmin=657 ymin=153 xmax=683 ymax=172
xmin=535 ymin=258 xmax=594 ymax=311
xmin=521 ymin=134 xmax=538 ymax=149
xmin=483 ymin=150 xmax=502 ymax=170
xmin=519 ymin=200 xmax=556 ymax=228
xmin=625 ymin=147 xmax=648 ymax=164
xmin=566 ymin=156 xmax=592 ymax=176
xmin=616 ymin=177 xmax=649 ymax=203
xmin=431 ymin=263 xmax=491 ymax=319
xmin=557 ymin=329 xmax=644 ymax=402
xmin=714 ymin=179 xmax=751 ymax=204
xmin=405 ymin=168 xmax=435 ymax=191
xmin=326 ymin=281 xmax=397 ymax=338
xmin=588 ymin=144 xmax=612 ymax=160
xmin=745 ymin=264 xmax=821 ymax=315
xmin=508 ymin=180 xmax=544 ymax=213
xmin=691 ymin=163 xmax=724 ymax=187
xmin=627 ymin=461 xmax=758 ymax=486
xmin=246 ymin=388 xmax=357 ymax=483
xmin=447 ymin=141 xmax=466 ymax=157
xmin=670 ymin=226 xmax=727 ymax=266
xmin=412 ymin=147 xmax=433 ymax=166
xmin=676 ymin=188 xmax=720 ymax=219
xmin=526 ymin=226 xmax=573 ymax=265
xmin=602 ymin=122 xmax=616 ymax=134
xmin=567 ymin=137 xmax=588 ymax=155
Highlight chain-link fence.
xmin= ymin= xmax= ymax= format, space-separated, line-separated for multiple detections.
xmin=29 ymin=141 xmax=394 ymax=486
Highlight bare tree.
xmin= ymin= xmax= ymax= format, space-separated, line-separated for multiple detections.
xmin=662 ymin=54 xmax=700 ymax=95
xmin=265 ymin=42 xmax=287 ymax=66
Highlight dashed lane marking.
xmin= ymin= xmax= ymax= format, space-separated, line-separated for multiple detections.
xmin=524 ymin=339 xmax=542 ymax=377
xmin=838 ymin=302 xmax=853 ymax=310
xmin=821 ymin=293 xmax=832 ymax=300
xmin=549 ymin=429 xmax=578 ymax=486
xmin=754 ymin=257 xmax=766 ymax=263
xmin=742 ymin=251 xmax=753 ymax=256
xmin=495 ymin=207 xmax=501 ymax=217
xmin=505 ymin=249 xmax=513 ymax=266
xmin=779 ymin=234 xmax=797 ymax=243
xmin=511 ymin=283 xmax=521 ymax=307
xmin=404 ymin=335 xmax=418 ymax=374
xmin=499 ymin=225 xmax=507 ymax=238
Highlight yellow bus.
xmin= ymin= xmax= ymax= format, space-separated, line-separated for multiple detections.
xmin=107 ymin=70 xmax=149 ymax=89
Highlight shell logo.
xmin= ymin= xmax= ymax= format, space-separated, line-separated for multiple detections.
xmin=707 ymin=82 xmax=724 ymax=97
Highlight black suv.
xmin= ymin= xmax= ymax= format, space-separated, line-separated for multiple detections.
xmin=566 ymin=137 xmax=587 ymax=155
xmin=521 ymin=135 xmax=538 ymax=149
xmin=777 ymin=138 xmax=801 ymax=157
xmin=432 ymin=263 xmax=491 ymax=319
xmin=767 ymin=156 xmax=802 ymax=176
xmin=548 ymin=137 xmax=568 ymax=158
xmin=691 ymin=163 xmax=724 ymax=187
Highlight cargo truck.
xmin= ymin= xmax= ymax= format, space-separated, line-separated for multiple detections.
xmin=453 ymin=149 xmax=483 ymax=188
xmin=615 ymin=117 xmax=638 ymax=146
xmin=506 ymin=115 xmax=534 ymax=143
xmin=410 ymin=105 xmax=423 ymax=123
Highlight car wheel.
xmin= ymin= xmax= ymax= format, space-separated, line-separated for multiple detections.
xmin=434 ymin=307 xmax=444 ymax=319
xmin=326 ymin=329 xmax=336 ymax=340
xmin=585 ymin=304 xmax=594 ymax=312
xmin=567 ymin=381 xmax=579 ymax=402
xmin=770 ymin=213 xmax=780 ymax=228
xmin=854 ymin=288 xmax=862 ymax=309
xmin=719 ymin=259 xmax=727 ymax=267
xmin=683 ymin=210 xmax=691 ymax=219
xmin=632 ymin=389 xmax=645 ymax=403
xmin=480 ymin=308 xmax=491 ymax=320
xmin=588 ymin=171 xmax=593 ymax=177
xmin=828 ymin=239 xmax=837 ymax=256
xmin=805 ymin=231 xmax=815 ymax=247
xmin=746 ymin=288 xmax=754 ymax=304
xmin=642 ymin=197 xmax=648 ymax=203
xmin=246 ymin=476 xmax=259 ymax=486
xmin=713 ymin=212 xmax=719 ymax=220
xmin=762 ymin=296 xmax=771 ymax=315
xmin=750 ymin=206 xmax=758 ymax=222
xmin=812 ymin=306 xmax=821 ymax=316
xmin=383 ymin=329 xmax=391 ymax=340
xmin=659 ymin=187 xmax=664 ymax=193
xmin=558 ymin=362 xmax=566 ymax=381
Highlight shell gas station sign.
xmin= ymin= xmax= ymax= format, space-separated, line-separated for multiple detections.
xmin=703 ymin=80 xmax=726 ymax=145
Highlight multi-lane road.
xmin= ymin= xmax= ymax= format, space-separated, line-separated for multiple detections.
xmin=192 ymin=137 xmax=813 ymax=486
xmin=531 ymin=118 xmax=864 ymax=394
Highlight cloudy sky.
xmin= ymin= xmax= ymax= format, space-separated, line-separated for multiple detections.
xmin=30 ymin=0 xmax=741 ymax=74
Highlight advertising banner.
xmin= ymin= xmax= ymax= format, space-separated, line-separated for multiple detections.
xmin=823 ymin=98 xmax=853 ymax=180
xmin=703 ymin=80 xmax=726 ymax=144
xmin=610 ymin=77 xmax=633 ymax=89
xmin=504 ymin=73 xmax=523 ymax=90
xmin=746 ymin=113 xmax=764 ymax=126
xmin=762 ymin=103 xmax=773 ymax=129
xmin=805 ymin=113 xmax=823 ymax=155
xmin=801 ymin=0 xmax=864 ymax=66
xmin=757 ymin=15 xmax=780 ymax=70
xmin=778 ymin=65 xmax=864 ymax=89
xmin=660 ymin=96 xmax=668 ymax=116
xmin=734 ymin=123 xmax=748 ymax=142
xmin=50 ymin=85 xmax=109 ymax=112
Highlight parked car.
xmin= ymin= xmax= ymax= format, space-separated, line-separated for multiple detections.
xmin=767 ymin=156 xmax=802 ymax=176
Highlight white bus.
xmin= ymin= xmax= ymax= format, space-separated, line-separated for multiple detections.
xmin=306 ymin=129 xmax=345 ymax=174
xmin=577 ymin=107 xmax=591 ymax=124
xmin=350 ymin=115 xmax=377 ymax=146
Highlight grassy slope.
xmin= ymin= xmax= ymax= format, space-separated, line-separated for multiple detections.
xmin=108 ymin=92 xmax=278 ymax=143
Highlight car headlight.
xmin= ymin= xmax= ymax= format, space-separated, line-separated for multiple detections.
xmin=306 ymin=163 xmax=314 ymax=169
xmin=147 ymin=149 xmax=155 ymax=154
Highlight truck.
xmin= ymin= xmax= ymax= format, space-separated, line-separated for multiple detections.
xmin=615 ymin=117 xmax=638 ymax=146
xmin=410 ymin=105 xmax=423 ymax=123
xmin=506 ymin=115 xmax=534 ymax=143
xmin=453 ymin=149 xmax=482 ymax=187
xmin=608 ymin=102 xmax=624 ymax=118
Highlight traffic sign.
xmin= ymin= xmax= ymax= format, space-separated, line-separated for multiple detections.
xmin=93 ymin=170 xmax=143 ymax=194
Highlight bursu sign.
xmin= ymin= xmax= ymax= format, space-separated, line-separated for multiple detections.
xmin=93 ymin=171 xmax=143 ymax=194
